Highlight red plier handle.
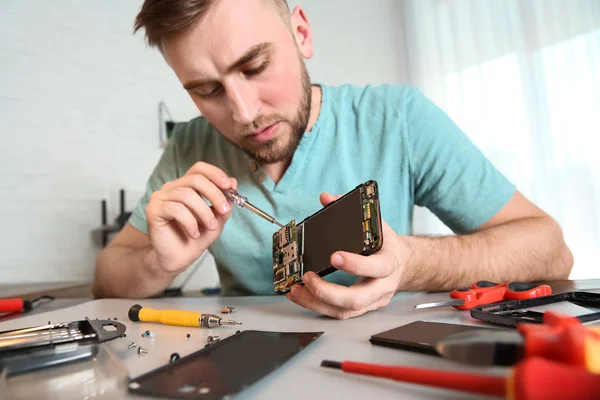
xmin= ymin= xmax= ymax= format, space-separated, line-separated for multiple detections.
xmin=449 ymin=280 xmax=552 ymax=310
xmin=519 ymin=311 xmax=600 ymax=373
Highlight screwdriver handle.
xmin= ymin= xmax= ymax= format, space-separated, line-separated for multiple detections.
xmin=0 ymin=298 xmax=25 ymax=313
xmin=336 ymin=358 xmax=600 ymax=399
xmin=221 ymin=188 xmax=247 ymax=208
xmin=129 ymin=304 xmax=201 ymax=327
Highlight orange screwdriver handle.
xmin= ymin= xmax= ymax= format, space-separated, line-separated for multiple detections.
xmin=0 ymin=298 xmax=25 ymax=313
xmin=519 ymin=312 xmax=600 ymax=373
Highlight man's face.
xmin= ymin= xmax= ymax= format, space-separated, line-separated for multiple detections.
xmin=162 ymin=0 xmax=314 ymax=164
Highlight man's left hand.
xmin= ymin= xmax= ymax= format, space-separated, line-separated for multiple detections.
xmin=286 ymin=193 xmax=408 ymax=319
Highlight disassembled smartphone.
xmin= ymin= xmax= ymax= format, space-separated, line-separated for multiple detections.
xmin=273 ymin=180 xmax=383 ymax=294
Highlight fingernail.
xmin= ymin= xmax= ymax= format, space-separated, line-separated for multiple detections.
xmin=331 ymin=254 xmax=343 ymax=267
xmin=193 ymin=230 xmax=200 ymax=238
xmin=222 ymin=176 xmax=230 ymax=184
xmin=209 ymin=218 xmax=218 ymax=229
xmin=303 ymin=273 xmax=311 ymax=283
xmin=222 ymin=202 xmax=230 ymax=213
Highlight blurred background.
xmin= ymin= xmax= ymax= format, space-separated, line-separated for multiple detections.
xmin=0 ymin=0 xmax=598 ymax=293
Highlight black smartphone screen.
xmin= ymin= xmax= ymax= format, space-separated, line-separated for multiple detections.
xmin=129 ymin=330 xmax=323 ymax=399
xmin=370 ymin=321 xmax=494 ymax=355
xmin=301 ymin=187 xmax=364 ymax=275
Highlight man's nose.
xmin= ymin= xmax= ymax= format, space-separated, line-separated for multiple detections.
xmin=227 ymin=81 xmax=260 ymax=125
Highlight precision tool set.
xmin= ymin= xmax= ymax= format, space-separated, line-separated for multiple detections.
xmin=0 ymin=319 xmax=126 ymax=376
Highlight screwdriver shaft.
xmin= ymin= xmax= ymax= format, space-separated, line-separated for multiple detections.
xmin=242 ymin=201 xmax=284 ymax=228
xmin=221 ymin=188 xmax=284 ymax=227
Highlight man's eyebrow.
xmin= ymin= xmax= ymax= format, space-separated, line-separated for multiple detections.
xmin=183 ymin=42 xmax=272 ymax=91
xmin=226 ymin=42 xmax=272 ymax=73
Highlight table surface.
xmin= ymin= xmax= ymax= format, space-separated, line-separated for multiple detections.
xmin=1 ymin=282 xmax=599 ymax=399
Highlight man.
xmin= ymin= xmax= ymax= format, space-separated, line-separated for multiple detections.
xmin=92 ymin=0 xmax=573 ymax=319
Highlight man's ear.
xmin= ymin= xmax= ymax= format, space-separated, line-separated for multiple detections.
xmin=290 ymin=7 xmax=314 ymax=59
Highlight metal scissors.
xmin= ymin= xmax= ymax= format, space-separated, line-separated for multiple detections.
xmin=414 ymin=280 xmax=552 ymax=310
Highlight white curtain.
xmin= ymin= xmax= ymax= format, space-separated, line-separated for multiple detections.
xmin=404 ymin=0 xmax=600 ymax=279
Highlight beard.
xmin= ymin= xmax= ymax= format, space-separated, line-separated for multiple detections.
xmin=231 ymin=59 xmax=312 ymax=165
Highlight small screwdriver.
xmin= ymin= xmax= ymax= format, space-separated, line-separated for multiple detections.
xmin=128 ymin=304 xmax=242 ymax=328
xmin=221 ymin=188 xmax=284 ymax=228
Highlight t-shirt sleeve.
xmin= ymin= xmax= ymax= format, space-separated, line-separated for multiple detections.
xmin=406 ymin=88 xmax=516 ymax=233
xmin=128 ymin=131 xmax=181 ymax=235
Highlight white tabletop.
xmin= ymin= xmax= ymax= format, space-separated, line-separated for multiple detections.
xmin=0 ymin=291 xmax=524 ymax=399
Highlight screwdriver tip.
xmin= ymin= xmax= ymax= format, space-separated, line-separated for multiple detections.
xmin=221 ymin=320 xmax=242 ymax=326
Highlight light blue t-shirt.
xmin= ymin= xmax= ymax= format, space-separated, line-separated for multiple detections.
xmin=129 ymin=84 xmax=516 ymax=295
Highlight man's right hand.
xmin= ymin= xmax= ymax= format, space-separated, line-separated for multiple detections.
xmin=145 ymin=162 xmax=237 ymax=274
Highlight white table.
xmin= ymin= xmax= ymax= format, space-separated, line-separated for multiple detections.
xmin=0 ymin=291 xmax=536 ymax=399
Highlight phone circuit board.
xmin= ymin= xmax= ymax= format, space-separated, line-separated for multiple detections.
xmin=272 ymin=180 xmax=382 ymax=294
xmin=273 ymin=220 xmax=302 ymax=294
xmin=361 ymin=181 xmax=382 ymax=251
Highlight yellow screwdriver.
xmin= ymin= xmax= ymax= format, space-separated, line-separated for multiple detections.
xmin=128 ymin=304 xmax=242 ymax=328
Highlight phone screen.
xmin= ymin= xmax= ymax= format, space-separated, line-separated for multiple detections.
xmin=129 ymin=330 xmax=323 ymax=398
xmin=301 ymin=187 xmax=364 ymax=274
xmin=370 ymin=321 xmax=495 ymax=355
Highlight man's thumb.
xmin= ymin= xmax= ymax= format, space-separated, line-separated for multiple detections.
xmin=319 ymin=192 xmax=342 ymax=207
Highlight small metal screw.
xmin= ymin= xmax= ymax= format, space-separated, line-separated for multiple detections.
xmin=128 ymin=342 xmax=136 ymax=349
xmin=207 ymin=335 xmax=220 ymax=344
xmin=141 ymin=332 xmax=148 ymax=338
xmin=170 ymin=353 xmax=180 ymax=363
xmin=186 ymin=334 xmax=191 ymax=339
xmin=114 ymin=317 xmax=118 ymax=320
xmin=123 ymin=333 xmax=127 ymax=338
xmin=138 ymin=347 xmax=147 ymax=355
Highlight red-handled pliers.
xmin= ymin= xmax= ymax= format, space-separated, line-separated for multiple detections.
xmin=414 ymin=280 xmax=552 ymax=310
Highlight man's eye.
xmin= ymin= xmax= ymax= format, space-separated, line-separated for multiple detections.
xmin=244 ymin=61 xmax=269 ymax=77
xmin=198 ymin=85 xmax=222 ymax=99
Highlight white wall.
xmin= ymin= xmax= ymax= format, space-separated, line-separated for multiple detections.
xmin=0 ymin=1 xmax=409 ymax=289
